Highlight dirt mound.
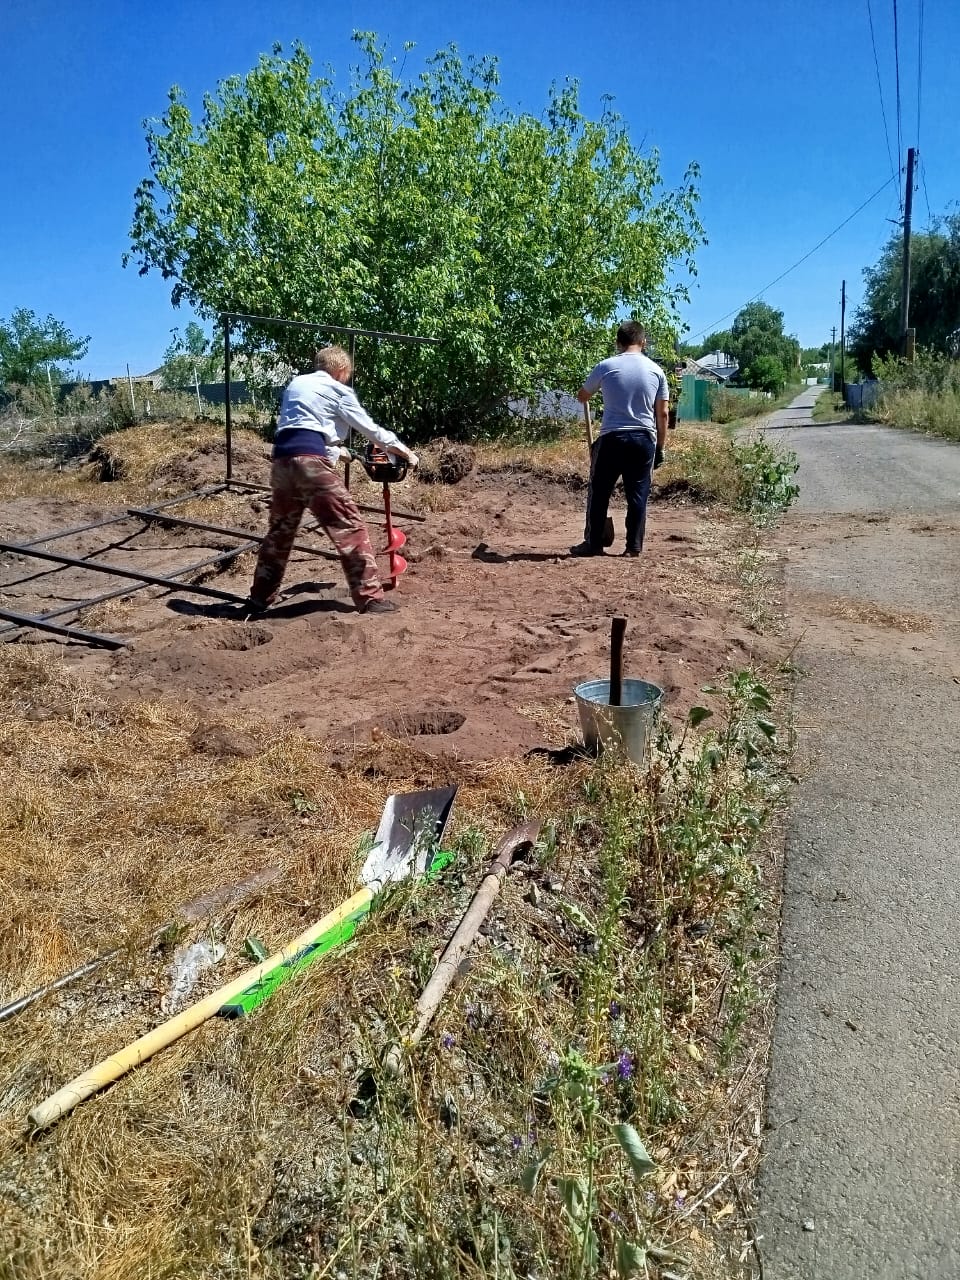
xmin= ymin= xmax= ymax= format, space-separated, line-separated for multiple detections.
xmin=419 ymin=439 xmax=476 ymax=485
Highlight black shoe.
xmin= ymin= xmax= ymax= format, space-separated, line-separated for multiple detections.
xmin=569 ymin=542 xmax=605 ymax=558
xmin=621 ymin=549 xmax=641 ymax=558
xmin=360 ymin=598 xmax=399 ymax=614
xmin=246 ymin=596 xmax=271 ymax=614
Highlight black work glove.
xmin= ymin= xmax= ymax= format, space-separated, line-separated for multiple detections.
xmin=653 ymin=446 xmax=665 ymax=470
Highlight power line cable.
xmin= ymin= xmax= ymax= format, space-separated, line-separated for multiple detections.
xmin=920 ymin=154 xmax=933 ymax=225
xmin=686 ymin=176 xmax=896 ymax=343
xmin=892 ymin=0 xmax=903 ymax=199
xmin=916 ymin=0 xmax=924 ymax=151
xmin=866 ymin=0 xmax=899 ymax=199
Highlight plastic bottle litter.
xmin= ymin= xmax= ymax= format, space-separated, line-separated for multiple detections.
xmin=162 ymin=940 xmax=226 ymax=1012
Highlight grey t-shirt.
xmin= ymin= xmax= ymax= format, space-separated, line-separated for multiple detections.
xmin=583 ymin=351 xmax=668 ymax=437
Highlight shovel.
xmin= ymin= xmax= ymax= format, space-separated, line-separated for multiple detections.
xmin=583 ymin=403 xmax=615 ymax=549
xmin=27 ymin=787 xmax=457 ymax=1130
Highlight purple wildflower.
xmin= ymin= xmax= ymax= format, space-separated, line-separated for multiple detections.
xmin=608 ymin=1000 xmax=622 ymax=1019
xmin=440 ymin=1032 xmax=455 ymax=1050
xmin=616 ymin=1051 xmax=634 ymax=1080
xmin=510 ymin=1135 xmax=523 ymax=1152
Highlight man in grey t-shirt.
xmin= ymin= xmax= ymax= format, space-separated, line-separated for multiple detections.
xmin=570 ymin=320 xmax=668 ymax=558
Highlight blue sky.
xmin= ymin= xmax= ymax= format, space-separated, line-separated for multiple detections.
xmin=1 ymin=0 xmax=956 ymax=378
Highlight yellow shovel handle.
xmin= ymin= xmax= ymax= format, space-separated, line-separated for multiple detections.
xmin=28 ymin=886 xmax=373 ymax=1130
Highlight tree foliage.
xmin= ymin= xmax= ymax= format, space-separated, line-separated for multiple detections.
xmin=0 ymin=308 xmax=90 ymax=390
xmin=727 ymin=301 xmax=799 ymax=384
xmin=126 ymin=33 xmax=704 ymax=437
xmin=160 ymin=322 xmax=219 ymax=388
xmin=849 ymin=213 xmax=960 ymax=368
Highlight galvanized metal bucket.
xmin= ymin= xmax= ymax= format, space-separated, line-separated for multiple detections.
xmin=574 ymin=678 xmax=663 ymax=765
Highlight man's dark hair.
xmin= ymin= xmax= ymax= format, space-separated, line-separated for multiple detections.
xmin=616 ymin=320 xmax=647 ymax=349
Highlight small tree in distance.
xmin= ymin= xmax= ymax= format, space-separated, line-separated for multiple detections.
xmin=0 ymin=308 xmax=90 ymax=391
xmin=126 ymin=33 xmax=705 ymax=438
xmin=160 ymin=322 xmax=219 ymax=388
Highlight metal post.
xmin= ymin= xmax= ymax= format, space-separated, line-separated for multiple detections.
xmin=194 ymin=366 xmax=202 ymax=416
xmin=126 ymin=363 xmax=137 ymax=417
xmin=345 ymin=332 xmax=358 ymax=492
xmin=223 ymin=317 xmax=233 ymax=481
xmin=840 ymin=281 xmax=846 ymax=395
xmin=900 ymin=146 xmax=916 ymax=352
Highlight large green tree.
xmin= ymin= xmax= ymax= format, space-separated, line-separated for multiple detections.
xmin=727 ymin=301 xmax=799 ymax=383
xmin=126 ymin=34 xmax=704 ymax=437
xmin=849 ymin=213 xmax=960 ymax=368
xmin=0 ymin=308 xmax=90 ymax=390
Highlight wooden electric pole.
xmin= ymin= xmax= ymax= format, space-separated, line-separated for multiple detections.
xmin=839 ymin=281 xmax=846 ymax=391
xmin=900 ymin=146 xmax=916 ymax=355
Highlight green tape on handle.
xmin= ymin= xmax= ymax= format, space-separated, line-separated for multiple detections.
xmin=219 ymin=905 xmax=369 ymax=1018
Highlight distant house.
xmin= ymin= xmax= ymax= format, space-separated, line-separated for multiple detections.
xmin=692 ymin=351 xmax=739 ymax=382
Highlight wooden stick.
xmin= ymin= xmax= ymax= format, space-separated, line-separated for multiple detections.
xmin=28 ymin=887 xmax=372 ymax=1130
xmin=610 ymin=616 xmax=627 ymax=707
xmin=407 ymin=821 xmax=541 ymax=1047
xmin=583 ymin=401 xmax=595 ymax=449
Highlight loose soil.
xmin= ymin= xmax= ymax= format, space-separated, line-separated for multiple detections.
xmin=1 ymin=455 xmax=763 ymax=760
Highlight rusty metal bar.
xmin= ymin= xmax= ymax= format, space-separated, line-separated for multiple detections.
xmin=17 ymin=485 xmax=229 ymax=549
xmin=127 ymin=507 xmax=338 ymax=560
xmin=224 ymin=317 xmax=233 ymax=483
xmin=0 ymin=544 xmax=257 ymax=641
xmin=225 ymin=479 xmax=427 ymax=523
xmin=0 ymin=541 xmax=247 ymax=603
xmin=221 ymin=312 xmax=440 ymax=346
xmin=0 ymin=606 xmax=127 ymax=650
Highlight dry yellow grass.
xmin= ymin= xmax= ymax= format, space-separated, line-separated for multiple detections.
xmin=0 ymin=417 xmax=785 ymax=1279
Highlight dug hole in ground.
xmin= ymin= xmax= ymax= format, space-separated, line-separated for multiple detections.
xmin=0 ymin=416 xmax=792 ymax=1279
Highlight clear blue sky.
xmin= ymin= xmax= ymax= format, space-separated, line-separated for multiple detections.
xmin=1 ymin=0 xmax=956 ymax=378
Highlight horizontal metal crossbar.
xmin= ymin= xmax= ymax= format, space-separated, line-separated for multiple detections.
xmin=225 ymin=479 xmax=428 ymax=523
xmin=0 ymin=606 xmax=127 ymax=650
xmin=17 ymin=486 xmax=229 ymax=549
xmin=0 ymin=544 xmax=256 ymax=641
xmin=127 ymin=507 xmax=339 ymax=560
xmin=0 ymin=540 xmax=247 ymax=603
xmin=221 ymin=312 xmax=440 ymax=346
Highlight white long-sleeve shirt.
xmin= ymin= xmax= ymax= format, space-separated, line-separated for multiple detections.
xmin=272 ymin=369 xmax=402 ymax=462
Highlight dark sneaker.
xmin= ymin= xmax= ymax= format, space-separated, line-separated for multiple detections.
xmin=360 ymin=598 xmax=399 ymax=614
xmin=621 ymin=549 xmax=641 ymax=558
xmin=569 ymin=542 xmax=605 ymax=558
xmin=246 ymin=596 xmax=271 ymax=614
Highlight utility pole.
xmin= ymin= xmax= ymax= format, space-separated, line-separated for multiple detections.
xmin=839 ymin=281 xmax=846 ymax=393
xmin=900 ymin=146 xmax=917 ymax=357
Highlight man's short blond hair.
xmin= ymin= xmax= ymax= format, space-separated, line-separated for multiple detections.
xmin=313 ymin=345 xmax=352 ymax=376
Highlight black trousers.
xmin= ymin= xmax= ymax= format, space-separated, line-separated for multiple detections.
xmin=584 ymin=430 xmax=656 ymax=553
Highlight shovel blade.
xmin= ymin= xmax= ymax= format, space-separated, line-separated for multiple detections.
xmin=360 ymin=786 xmax=458 ymax=891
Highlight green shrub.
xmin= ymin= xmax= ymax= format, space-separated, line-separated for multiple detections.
xmin=706 ymin=385 xmax=768 ymax=424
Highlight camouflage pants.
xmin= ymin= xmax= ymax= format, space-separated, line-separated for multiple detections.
xmin=251 ymin=455 xmax=384 ymax=609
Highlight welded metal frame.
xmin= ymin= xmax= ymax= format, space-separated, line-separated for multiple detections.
xmin=0 ymin=317 xmax=437 ymax=649
xmin=0 ymin=484 xmax=335 ymax=648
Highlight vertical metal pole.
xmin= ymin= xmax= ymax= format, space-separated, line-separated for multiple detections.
xmin=194 ymin=366 xmax=202 ymax=416
xmin=839 ymin=281 xmax=846 ymax=392
xmin=830 ymin=326 xmax=836 ymax=389
xmin=900 ymin=146 xmax=916 ymax=352
xmin=126 ymin=363 xmax=137 ymax=417
xmin=224 ymin=316 xmax=233 ymax=482
xmin=344 ymin=332 xmax=358 ymax=492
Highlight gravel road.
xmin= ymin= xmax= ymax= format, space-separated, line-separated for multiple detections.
xmin=758 ymin=388 xmax=960 ymax=1277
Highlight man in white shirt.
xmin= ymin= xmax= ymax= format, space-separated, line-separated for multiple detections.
xmin=570 ymin=321 xmax=668 ymax=558
xmin=249 ymin=346 xmax=419 ymax=614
